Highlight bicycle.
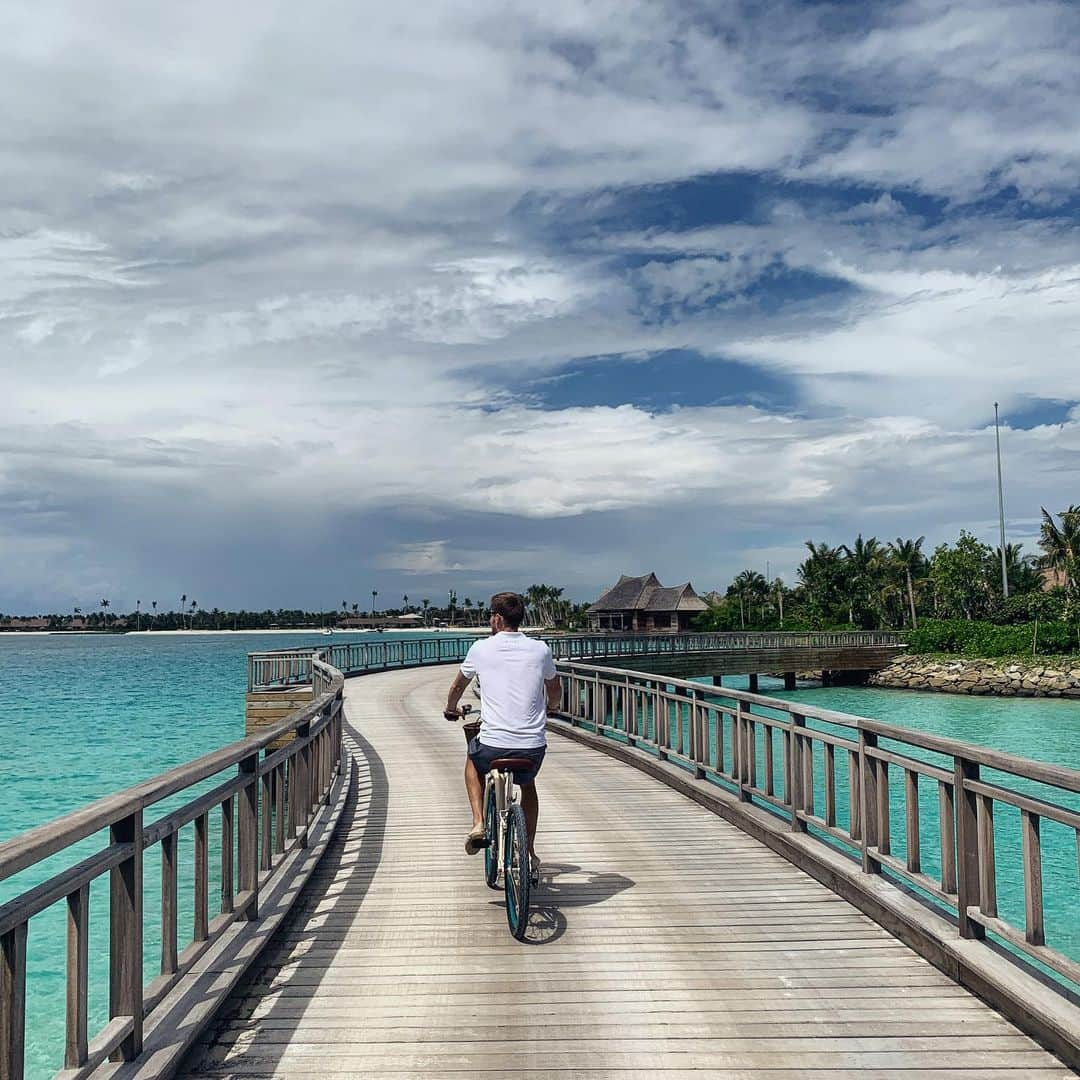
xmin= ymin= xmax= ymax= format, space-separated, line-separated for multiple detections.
xmin=450 ymin=704 xmax=533 ymax=940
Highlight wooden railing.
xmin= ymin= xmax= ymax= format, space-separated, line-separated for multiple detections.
xmin=248 ymin=631 xmax=904 ymax=691
xmin=550 ymin=630 xmax=903 ymax=660
xmin=555 ymin=661 xmax=1080 ymax=993
xmin=0 ymin=659 xmax=346 ymax=1080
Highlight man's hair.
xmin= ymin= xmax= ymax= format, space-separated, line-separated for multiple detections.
xmin=490 ymin=591 xmax=525 ymax=630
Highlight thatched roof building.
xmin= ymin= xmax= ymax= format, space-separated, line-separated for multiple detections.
xmin=587 ymin=572 xmax=708 ymax=632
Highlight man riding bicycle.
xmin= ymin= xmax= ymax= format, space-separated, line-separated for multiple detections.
xmin=444 ymin=591 xmax=561 ymax=878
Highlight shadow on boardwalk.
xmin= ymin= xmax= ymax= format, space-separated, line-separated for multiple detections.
xmin=514 ymin=863 xmax=636 ymax=946
xmin=180 ymin=722 xmax=388 ymax=1076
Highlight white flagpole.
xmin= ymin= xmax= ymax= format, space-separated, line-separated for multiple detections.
xmin=994 ymin=402 xmax=1009 ymax=598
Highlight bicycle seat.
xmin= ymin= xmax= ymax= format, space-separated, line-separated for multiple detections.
xmin=490 ymin=757 xmax=536 ymax=772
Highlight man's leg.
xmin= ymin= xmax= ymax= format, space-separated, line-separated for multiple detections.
xmin=519 ymin=780 xmax=539 ymax=856
xmin=465 ymin=756 xmax=484 ymax=830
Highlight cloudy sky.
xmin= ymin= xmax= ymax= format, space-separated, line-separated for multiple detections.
xmin=2 ymin=0 xmax=1078 ymax=613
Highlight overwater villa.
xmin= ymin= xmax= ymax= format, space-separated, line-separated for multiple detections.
xmin=587 ymin=571 xmax=708 ymax=632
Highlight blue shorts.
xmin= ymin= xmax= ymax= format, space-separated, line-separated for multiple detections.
xmin=468 ymin=738 xmax=546 ymax=784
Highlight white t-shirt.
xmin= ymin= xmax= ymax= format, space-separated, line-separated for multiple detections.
xmin=459 ymin=632 xmax=557 ymax=749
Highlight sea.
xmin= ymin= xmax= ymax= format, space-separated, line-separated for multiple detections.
xmin=1 ymin=631 xmax=1077 ymax=1079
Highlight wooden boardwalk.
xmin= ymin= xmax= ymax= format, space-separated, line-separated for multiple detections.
xmin=182 ymin=666 xmax=1073 ymax=1078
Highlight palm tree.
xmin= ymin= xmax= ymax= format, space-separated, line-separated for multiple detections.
xmin=371 ymin=590 xmax=378 ymax=616
xmin=151 ymin=600 xmax=157 ymax=629
xmin=73 ymin=606 xmax=81 ymax=626
xmin=190 ymin=600 xmax=198 ymax=629
xmin=352 ymin=602 xmax=359 ymax=620
xmin=773 ymin=577 xmax=786 ymax=628
xmin=100 ymin=598 xmax=110 ymax=627
xmin=888 ymin=537 xmax=925 ymax=628
xmin=402 ymin=594 xmax=409 ymax=614
xmin=422 ymin=598 xmax=430 ymax=626
xmin=995 ymin=543 xmax=1040 ymax=595
xmin=180 ymin=593 xmax=187 ymax=631
xmin=524 ymin=584 xmax=565 ymax=628
xmin=463 ymin=597 xmax=473 ymax=625
xmin=798 ymin=542 xmax=845 ymax=627
xmin=728 ymin=570 xmax=766 ymax=629
xmin=1039 ymin=506 xmax=1080 ymax=608
xmin=136 ymin=599 xmax=141 ymax=632
xmin=841 ymin=535 xmax=883 ymax=627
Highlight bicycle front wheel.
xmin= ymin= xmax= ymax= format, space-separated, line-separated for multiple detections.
xmin=503 ymin=803 xmax=530 ymax=940
xmin=483 ymin=785 xmax=499 ymax=890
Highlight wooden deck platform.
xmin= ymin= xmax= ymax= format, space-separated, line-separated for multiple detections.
xmin=182 ymin=666 xmax=1073 ymax=1078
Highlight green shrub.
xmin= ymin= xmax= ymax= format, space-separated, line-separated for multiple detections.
xmin=905 ymin=619 xmax=967 ymax=654
xmin=1033 ymin=620 xmax=1079 ymax=654
xmin=905 ymin=618 xmax=1080 ymax=657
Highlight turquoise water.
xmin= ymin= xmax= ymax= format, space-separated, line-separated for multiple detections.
xmin=2 ymin=639 xmax=1078 ymax=1079
xmin=0 ymin=631 xmax=452 ymax=1080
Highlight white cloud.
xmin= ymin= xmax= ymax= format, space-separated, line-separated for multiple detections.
xmin=378 ymin=541 xmax=464 ymax=575
xmin=1 ymin=0 xmax=1078 ymax=606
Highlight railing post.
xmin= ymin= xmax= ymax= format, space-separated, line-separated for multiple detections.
xmin=1 ymin=921 xmax=28 ymax=1080
xmin=955 ymin=755 xmax=983 ymax=939
xmin=1021 ymin=810 xmax=1045 ymax=946
xmin=790 ymin=713 xmax=807 ymax=832
xmin=220 ymin=797 xmax=234 ymax=915
xmin=298 ymin=718 xmax=312 ymax=847
xmin=66 ymin=885 xmax=90 ymax=1069
xmin=735 ymin=702 xmax=750 ymax=801
xmin=859 ymin=728 xmax=880 ymax=874
xmin=109 ymin=809 xmax=143 ymax=1060
xmin=238 ymin=751 xmax=260 ymax=920
xmin=690 ymin=689 xmax=705 ymax=778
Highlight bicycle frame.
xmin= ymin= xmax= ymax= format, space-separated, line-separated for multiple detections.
xmin=485 ymin=766 xmax=517 ymax=874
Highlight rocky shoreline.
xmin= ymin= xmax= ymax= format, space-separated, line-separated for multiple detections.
xmin=868 ymin=654 xmax=1080 ymax=698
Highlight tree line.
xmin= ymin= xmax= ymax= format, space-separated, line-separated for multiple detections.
xmin=699 ymin=505 xmax=1079 ymax=634
xmin=9 ymin=583 xmax=592 ymax=631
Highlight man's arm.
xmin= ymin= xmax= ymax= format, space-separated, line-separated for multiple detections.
xmin=445 ymin=670 xmax=472 ymax=719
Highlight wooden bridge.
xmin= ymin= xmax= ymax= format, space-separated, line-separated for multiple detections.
xmin=2 ymin=637 xmax=1079 ymax=1079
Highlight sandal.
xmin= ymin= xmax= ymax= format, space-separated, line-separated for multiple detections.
xmin=465 ymin=826 xmax=488 ymax=855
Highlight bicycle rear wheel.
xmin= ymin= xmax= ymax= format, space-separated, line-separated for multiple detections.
xmin=483 ymin=784 xmax=499 ymax=889
xmin=503 ymin=802 xmax=530 ymax=940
